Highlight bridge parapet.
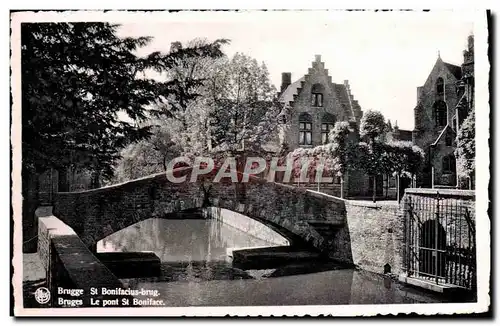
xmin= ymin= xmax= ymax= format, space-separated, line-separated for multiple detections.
xmin=53 ymin=168 xmax=348 ymax=255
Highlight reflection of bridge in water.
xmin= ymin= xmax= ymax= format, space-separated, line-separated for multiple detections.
xmin=53 ymin=167 xmax=352 ymax=263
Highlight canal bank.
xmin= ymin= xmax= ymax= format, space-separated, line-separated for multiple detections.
xmin=25 ymin=192 xmax=476 ymax=307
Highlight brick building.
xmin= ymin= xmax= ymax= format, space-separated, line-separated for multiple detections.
xmin=413 ymin=35 xmax=475 ymax=188
xmin=277 ymin=55 xmax=373 ymax=198
xmin=277 ymin=55 xmax=363 ymax=149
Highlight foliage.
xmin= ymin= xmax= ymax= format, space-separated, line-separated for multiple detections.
xmin=383 ymin=141 xmax=426 ymax=177
xmin=22 ymin=23 xmax=227 ymax=182
xmin=327 ymin=121 xmax=357 ymax=176
xmin=359 ymin=110 xmax=386 ymax=143
xmin=206 ymin=53 xmax=280 ymax=155
xmin=147 ymin=48 xmax=279 ymax=159
xmin=287 ymin=146 xmax=335 ymax=183
xmin=113 ymin=123 xmax=181 ymax=182
xmin=455 ymin=110 xmax=475 ymax=177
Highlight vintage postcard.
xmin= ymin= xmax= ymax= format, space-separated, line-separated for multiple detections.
xmin=10 ymin=9 xmax=490 ymax=317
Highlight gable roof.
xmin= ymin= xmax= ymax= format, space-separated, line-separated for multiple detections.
xmin=278 ymin=77 xmax=359 ymax=120
xmin=278 ymin=77 xmax=304 ymax=104
xmin=443 ymin=62 xmax=462 ymax=80
xmin=333 ymin=83 xmax=357 ymax=119
xmin=431 ymin=124 xmax=456 ymax=147
xmin=395 ymin=129 xmax=413 ymax=142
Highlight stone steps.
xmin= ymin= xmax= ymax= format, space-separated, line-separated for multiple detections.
xmin=95 ymin=252 xmax=161 ymax=278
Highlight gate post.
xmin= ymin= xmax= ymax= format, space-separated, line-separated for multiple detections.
xmin=434 ymin=192 xmax=440 ymax=284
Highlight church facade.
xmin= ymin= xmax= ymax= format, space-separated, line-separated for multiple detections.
xmin=412 ymin=35 xmax=475 ymax=188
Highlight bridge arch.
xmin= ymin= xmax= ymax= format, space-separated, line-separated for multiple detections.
xmin=53 ymin=167 xmax=347 ymax=253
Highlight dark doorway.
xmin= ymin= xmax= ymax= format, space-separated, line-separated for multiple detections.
xmin=419 ymin=219 xmax=447 ymax=278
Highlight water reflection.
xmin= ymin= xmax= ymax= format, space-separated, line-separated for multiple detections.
xmin=98 ymin=215 xmax=288 ymax=263
xmin=97 ymin=213 xmax=453 ymax=306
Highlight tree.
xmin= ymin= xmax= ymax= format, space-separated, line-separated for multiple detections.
xmin=385 ymin=141 xmax=425 ymax=202
xmin=358 ymin=110 xmax=388 ymax=202
xmin=327 ymin=121 xmax=357 ymax=198
xmin=359 ymin=110 xmax=386 ymax=144
xmin=21 ymin=23 xmax=226 ymax=251
xmin=205 ymin=53 xmax=280 ymax=155
xmin=149 ymin=38 xmax=229 ymax=155
xmin=455 ymin=110 xmax=475 ymax=188
xmin=113 ymin=123 xmax=181 ymax=182
xmin=354 ymin=142 xmax=383 ymax=202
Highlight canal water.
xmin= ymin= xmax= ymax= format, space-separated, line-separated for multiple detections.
xmin=97 ymin=212 xmax=451 ymax=306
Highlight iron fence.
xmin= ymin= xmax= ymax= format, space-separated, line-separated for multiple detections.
xmin=402 ymin=191 xmax=476 ymax=290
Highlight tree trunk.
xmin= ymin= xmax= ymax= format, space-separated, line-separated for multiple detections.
xmin=385 ymin=174 xmax=389 ymax=198
xmin=163 ymin=155 xmax=168 ymax=172
xmin=90 ymin=171 xmax=101 ymax=189
xmin=57 ymin=167 xmax=69 ymax=192
xmin=396 ymin=174 xmax=400 ymax=203
xmin=340 ymin=175 xmax=344 ymax=199
xmin=22 ymin=169 xmax=40 ymax=253
xmin=372 ymin=175 xmax=377 ymax=203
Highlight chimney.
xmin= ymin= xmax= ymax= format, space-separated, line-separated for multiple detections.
xmin=344 ymin=80 xmax=351 ymax=93
xmin=281 ymin=72 xmax=292 ymax=93
xmin=468 ymin=35 xmax=474 ymax=50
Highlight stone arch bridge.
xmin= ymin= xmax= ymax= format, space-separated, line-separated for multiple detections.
xmin=53 ymin=167 xmax=351 ymax=263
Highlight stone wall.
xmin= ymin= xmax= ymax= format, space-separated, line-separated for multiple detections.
xmin=412 ymin=58 xmax=462 ymax=187
xmin=334 ymin=189 xmax=476 ymax=276
xmin=53 ymin=168 xmax=347 ymax=255
xmin=333 ymin=201 xmax=405 ymax=275
xmin=36 ymin=208 xmax=128 ymax=307
xmin=205 ymin=207 xmax=290 ymax=246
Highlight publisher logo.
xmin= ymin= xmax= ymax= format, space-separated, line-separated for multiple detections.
xmin=34 ymin=287 xmax=50 ymax=305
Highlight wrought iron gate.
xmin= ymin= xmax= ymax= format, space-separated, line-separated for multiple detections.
xmin=402 ymin=190 xmax=476 ymax=290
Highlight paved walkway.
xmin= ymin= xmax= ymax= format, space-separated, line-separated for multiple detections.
xmin=23 ymin=253 xmax=45 ymax=281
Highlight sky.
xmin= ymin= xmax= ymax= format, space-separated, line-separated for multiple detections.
xmin=118 ymin=11 xmax=474 ymax=130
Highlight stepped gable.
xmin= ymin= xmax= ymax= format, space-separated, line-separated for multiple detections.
xmin=278 ymin=55 xmax=362 ymax=122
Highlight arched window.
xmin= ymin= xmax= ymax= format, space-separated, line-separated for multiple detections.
xmin=434 ymin=100 xmax=447 ymax=127
xmin=442 ymin=155 xmax=456 ymax=173
xmin=445 ymin=134 xmax=453 ymax=146
xmin=298 ymin=112 xmax=312 ymax=146
xmin=311 ymin=83 xmax=324 ymax=107
xmin=436 ymin=77 xmax=444 ymax=96
xmin=321 ymin=113 xmax=336 ymax=144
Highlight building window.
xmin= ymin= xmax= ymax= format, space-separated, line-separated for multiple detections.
xmin=442 ymin=155 xmax=456 ymax=173
xmin=436 ymin=77 xmax=444 ymax=95
xmin=445 ymin=134 xmax=452 ymax=146
xmin=312 ymin=93 xmax=323 ymax=107
xmin=434 ymin=100 xmax=447 ymax=127
xmin=389 ymin=175 xmax=397 ymax=188
xmin=298 ymin=112 xmax=312 ymax=146
xmin=321 ymin=113 xmax=336 ymax=144
xmin=311 ymin=83 xmax=325 ymax=107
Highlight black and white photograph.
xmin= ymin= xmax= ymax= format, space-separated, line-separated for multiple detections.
xmin=10 ymin=9 xmax=490 ymax=317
